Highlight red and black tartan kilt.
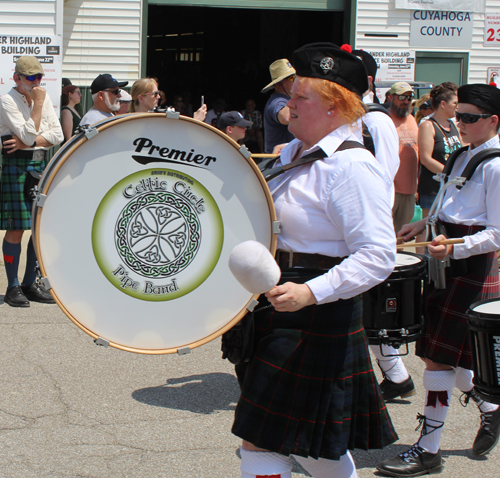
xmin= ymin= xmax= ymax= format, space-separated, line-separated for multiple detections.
xmin=416 ymin=222 xmax=500 ymax=369
xmin=232 ymin=293 xmax=398 ymax=461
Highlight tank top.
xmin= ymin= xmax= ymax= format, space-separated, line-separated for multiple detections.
xmin=418 ymin=117 xmax=462 ymax=197
xmin=61 ymin=106 xmax=81 ymax=143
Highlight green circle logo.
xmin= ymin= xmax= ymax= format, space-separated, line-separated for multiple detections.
xmin=92 ymin=170 xmax=223 ymax=301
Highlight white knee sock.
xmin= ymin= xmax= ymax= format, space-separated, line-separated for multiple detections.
xmin=418 ymin=369 xmax=456 ymax=454
xmin=293 ymin=451 xmax=357 ymax=478
xmin=370 ymin=344 xmax=410 ymax=383
xmin=455 ymin=367 xmax=499 ymax=414
xmin=240 ymin=447 xmax=293 ymax=478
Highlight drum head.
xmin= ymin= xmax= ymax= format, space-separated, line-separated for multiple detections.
xmin=33 ymin=114 xmax=277 ymax=354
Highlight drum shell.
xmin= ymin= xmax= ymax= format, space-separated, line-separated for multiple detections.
xmin=362 ymin=252 xmax=428 ymax=347
xmin=467 ymin=298 xmax=500 ymax=405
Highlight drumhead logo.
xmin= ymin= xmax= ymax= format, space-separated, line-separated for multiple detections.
xmin=92 ymin=169 xmax=223 ymax=301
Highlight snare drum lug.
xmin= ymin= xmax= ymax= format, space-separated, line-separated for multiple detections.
xmin=84 ymin=126 xmax=99 ymax=140
xmin=177 ymin=346 xmax=191 ymax=355
xmin=238 ymin=145 xmax=252 ymax=159
xmin=94 ymin=337 xmax=110 ymax=347
xmin=166 ymin=109 xmax=180 ymax=119
xmin=39 ymin=276 xmax=52 ymax=290
xmin=36 ymin=193 xmax=47 ymax=207
xmin=247 ymin=298 xmax=259 ymax=312
xmin=272 ymin=221 xmax=281 ymax=234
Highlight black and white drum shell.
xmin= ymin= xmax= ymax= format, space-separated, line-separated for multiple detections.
xmin=32 ymin=114 xmax=277 ymax=354
xmin=362 ymin=251 xmax=428 ymax=347
xmin=467 ymin=298 xmax=500 ymax=405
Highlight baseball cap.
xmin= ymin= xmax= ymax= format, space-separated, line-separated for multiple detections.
xmin=390 ymin=82 xmax=413 ymax=95
xmin=15 ymin=56 xmax=44 ymax=76
xmin=119 ymin=90 xmax=132 ymax=102
xmin=218 ymin=111 xmax=252 ymax=131
xmin=90 ymin=74 xmax=129 ymax=94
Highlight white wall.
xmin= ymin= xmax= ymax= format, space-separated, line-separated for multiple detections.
xmin=0 ymin=0 xmax=59 ymax=34
xmin=356 ymin=0 xmax=500 ymax=84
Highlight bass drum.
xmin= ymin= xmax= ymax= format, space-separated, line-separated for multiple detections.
xmin=32 ymin=113 xmax=277 ymax=354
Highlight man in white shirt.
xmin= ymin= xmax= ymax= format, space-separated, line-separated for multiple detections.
xmin=80 ymin=74 xmax=128 ymax=126
xmin=0 ymin=56 xmax=63 ymax=307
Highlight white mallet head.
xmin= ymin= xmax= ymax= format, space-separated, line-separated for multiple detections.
xmin=228 ymin=240 xmax=281 ymax=294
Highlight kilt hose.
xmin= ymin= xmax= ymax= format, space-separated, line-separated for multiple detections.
xmin=416 ymin=222 xmax=500 ymax=369
xmin=0 ymin=156 xmax=47 ymax=230
xmin=232 ymin=294 xmax=398 ymax=461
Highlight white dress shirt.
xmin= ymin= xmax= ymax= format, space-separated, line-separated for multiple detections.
xmin=0 ymin=87 xmax=63 ymax=148
xmin=269 ymin=123 xmax=396 ymax=304
xmin=438 ymin=135 xmax=500 ymax=259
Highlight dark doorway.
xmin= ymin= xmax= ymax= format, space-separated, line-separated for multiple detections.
xmin=147 ymin=5 xmax=344 ymax=113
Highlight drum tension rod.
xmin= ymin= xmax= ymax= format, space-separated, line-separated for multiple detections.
xmin=94 ymin=337 xmax=110 ymax=347
xmin=177 ymin=346 xmax=191 ymax=355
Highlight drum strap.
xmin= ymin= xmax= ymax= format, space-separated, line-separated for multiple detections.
xmin=263 ymin=140 xmax=367 ymax=182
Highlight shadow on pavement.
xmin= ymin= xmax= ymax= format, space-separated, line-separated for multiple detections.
xmin=132 ymin=372 xmax=240 ymax=414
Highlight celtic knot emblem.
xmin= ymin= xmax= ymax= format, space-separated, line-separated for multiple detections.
xmin=115 ymin=192 xmax=201 ymax=278
xmin=320 ymin=57 xmax=334 ymax=73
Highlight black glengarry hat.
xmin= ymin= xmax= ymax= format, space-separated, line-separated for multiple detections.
xmin=292 ymin=42 xmax=368 ymax=96
xmin=458 ymin=84 xmax=500 ymax=118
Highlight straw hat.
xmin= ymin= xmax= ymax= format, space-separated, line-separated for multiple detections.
xmin=261 ymin=59 xmax=296 ymax=94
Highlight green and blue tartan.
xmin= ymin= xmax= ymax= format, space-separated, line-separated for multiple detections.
xmin=0 ymin=156 xmax=47 ymax=230
xmin=232 ymin=294 xmax=398 ymax=461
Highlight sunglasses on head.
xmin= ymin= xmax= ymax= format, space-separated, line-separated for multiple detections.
xmin=104 ymin=88 xmax=121 ymax=95
xmin=23 ymin=74 xmax=43 ymax=82
xmin=455 ymin=112 xmax=493 ymax=124
xmin=396 ymin=94 xmax=414 ymax=101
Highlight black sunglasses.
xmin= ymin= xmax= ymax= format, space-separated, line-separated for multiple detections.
xmin=455 ymin=112 xmax=493 ymax=124
xmin=23 ymin=74 xmax=43 ymax=82
xmin=104 ymin=88 xmax=121 ymax=95
xmin=396 ymin=94 xmax=414 ymax=101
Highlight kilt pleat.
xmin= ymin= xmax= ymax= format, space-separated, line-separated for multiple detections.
xmin=232 ymin=295 xmax=398 ymax=461
xmin=416 ymin=222 xmax=500 ymax=369
xmin=0 ymin=156 xmax=47 ymax=230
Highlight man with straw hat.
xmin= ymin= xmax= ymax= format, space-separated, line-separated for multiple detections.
xmin=261 ymin=59 xmax=296 ymax=153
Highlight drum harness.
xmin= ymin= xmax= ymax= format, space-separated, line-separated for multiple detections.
xmin=425 ymin=145 xmax=500 ymax=289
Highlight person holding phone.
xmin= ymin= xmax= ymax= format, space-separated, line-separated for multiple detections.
xmin=0 ymin=56 xmax=64 ymax=307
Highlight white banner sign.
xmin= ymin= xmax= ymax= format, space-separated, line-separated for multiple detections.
xmin=366 ymin=50 xmax=415 ymax=82
xmin=0 ymin=35 xmax=62 ymax=114
xmin=410 ymin=11 xmax=473 ymax=48
xmin=485 ymin=13 xmax=500 ymax=47
xmin=396 ymin=0 xmax=484 ymax=13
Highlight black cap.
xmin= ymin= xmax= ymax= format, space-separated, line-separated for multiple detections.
xmin=62 ymin=78 xmax=72 ymax=88
xmin=90 ymin=73 xmax=129 ymax=94
xmin=458 ymin=84 xmax=500 ymax=118
xmin=351 ymin=49 xmax=377 ymax=80
xmin=292 ymin=43 xmax=368 ymax=96
xmin=218 ymin=111 xmax=252 ymax=131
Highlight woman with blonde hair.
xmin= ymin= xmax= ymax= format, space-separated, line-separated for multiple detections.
xmin=232 ymin=43 xmax=397 ymax=478
xmin=130 ymin=77 xmax=160 ymax=113
xmin=414 ymin=93 xmax=433 ymax=124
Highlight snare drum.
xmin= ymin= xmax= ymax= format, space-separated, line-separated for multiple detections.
xmin=362 ymin=251 xmax=428 ymax=350
xmin=32 ymin=113 xmax=277 ymax=354
xmin=467 ymin=299 xmax=500 ymax=405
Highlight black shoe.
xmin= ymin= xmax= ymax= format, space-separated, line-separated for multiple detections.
xmin=376 ymin=445 xmax=443 ymax=477
xmin=472 ymin=406 xmax=500 ymax=456
xmin=4 ymin=286 xmax=30 ymax=307
xmin=21 ymin=282 xmax=55 ymax=304
xmin=380 ymin=376 xmax=417 ymax=401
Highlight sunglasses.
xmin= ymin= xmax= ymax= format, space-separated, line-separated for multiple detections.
xmin=104 ymin=88 xmax=121 ymax=95
xmin=455 ymin=112 xmax=493 ymax=124
xmin=287 ymin=75 xmax=296 ymax=82
xmin=142 ymin=91 xmax=161 ymax=97
xmin=395 ymin=94 xmax=414 ymax=101
xmin=23 ymin=74 xmax=43 ymax=82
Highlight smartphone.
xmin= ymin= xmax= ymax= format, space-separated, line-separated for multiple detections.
xmin=201 ymin=95 xmax=204 ymax=107
xmin=1 ymin=134 xmax=12 ymax=155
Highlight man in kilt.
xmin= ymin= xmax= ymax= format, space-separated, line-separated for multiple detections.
xmin=0 ymin=56 xmax=63 ymax=307
xmin=232 ymin=43 xmax=398 ymax=478
xmin=377 ymin=83 xmax=500 ymax=476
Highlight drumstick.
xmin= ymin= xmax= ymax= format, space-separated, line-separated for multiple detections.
xmin=251 ymin=154 xmax=279 ymax=159
xmin=397 ymin=238 xmax=465 ymax=249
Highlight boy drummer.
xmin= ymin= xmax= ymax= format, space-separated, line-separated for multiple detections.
xmin=377 ymin=83 xmax=500 ymax=476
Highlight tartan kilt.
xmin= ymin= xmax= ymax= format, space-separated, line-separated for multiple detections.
xmin=416 ymin=222 xmax=500 ymax=369
xmin=232 ymin=295 xmax=398 ymax=461
xmin=0 ymin=156 xmax=47 ymax=230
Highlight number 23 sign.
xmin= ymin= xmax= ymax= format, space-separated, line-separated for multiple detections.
xmin=485 ymin=13 xmax=500 ymax=46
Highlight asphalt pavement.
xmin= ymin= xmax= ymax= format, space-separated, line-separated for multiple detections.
xmin=0 ymin=232 xmax=499 ymax=477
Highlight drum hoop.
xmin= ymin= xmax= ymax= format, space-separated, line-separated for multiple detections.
xmin=33 ymin=113 xmax=277 ymax=354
